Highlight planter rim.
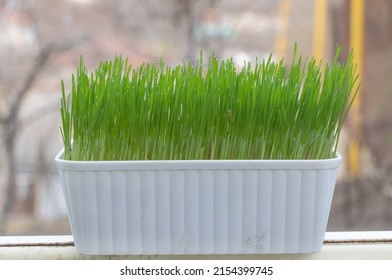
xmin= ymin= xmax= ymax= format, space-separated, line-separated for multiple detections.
xmin=55 ymin=150 xmax=342 ymax=171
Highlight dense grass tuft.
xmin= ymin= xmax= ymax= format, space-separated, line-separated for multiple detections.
xmin=60 ymin=46 xmax=359 ymax=161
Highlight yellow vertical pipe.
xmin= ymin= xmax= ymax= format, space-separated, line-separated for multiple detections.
xmin=349 ymin=0 xmax=364 ymax=178
xmin=274 ymin=0 xmax=292 ymax=58
xmin=313 ymin=0 xmax=327 ymax=60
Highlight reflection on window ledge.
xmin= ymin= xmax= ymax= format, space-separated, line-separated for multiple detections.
xmin=0 ymin=232 xmax=391 ymax=260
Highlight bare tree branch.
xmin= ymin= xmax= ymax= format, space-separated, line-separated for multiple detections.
xmin=0 ymin=36 xmax=82 ymax=233
xmin=1 ymin=37 xmax=83 ymax=145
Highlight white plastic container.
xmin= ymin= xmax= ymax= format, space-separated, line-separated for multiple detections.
xmin=55 ymin=151 xmax=341 ymax=255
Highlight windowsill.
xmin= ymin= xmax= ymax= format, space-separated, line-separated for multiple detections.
xmin=0 ymin=231 xmax=391 ymax=259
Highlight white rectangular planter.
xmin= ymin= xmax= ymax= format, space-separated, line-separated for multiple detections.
xmin=55 ymin=151 xmax=341 ymax=255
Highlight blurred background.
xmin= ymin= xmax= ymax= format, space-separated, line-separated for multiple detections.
xmin=0 ymin=0 xmax=391 ymax=235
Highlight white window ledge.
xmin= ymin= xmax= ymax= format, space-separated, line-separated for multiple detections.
xmin=0 ymin=232 xmax=391 ymax=260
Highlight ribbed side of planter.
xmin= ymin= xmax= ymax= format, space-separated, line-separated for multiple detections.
xmin=56 ymin=154 xmax=340 ymax=255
